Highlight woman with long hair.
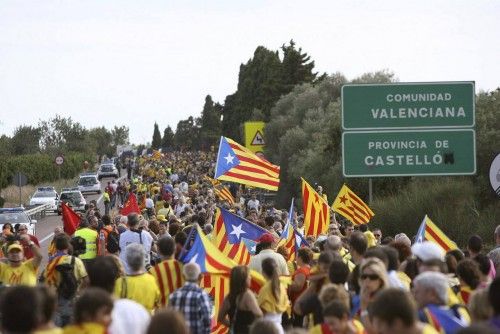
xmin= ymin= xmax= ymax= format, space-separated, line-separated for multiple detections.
xmin=358 ymin=257 xmax=389 ymax=332
xmin=257 ymin=258 xmax=290 ymax=334
xmin=218 ymin=266 xmax=262 ymax=334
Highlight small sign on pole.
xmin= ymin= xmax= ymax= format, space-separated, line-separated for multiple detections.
xmin=13 ymin=172 xmax=28 ymax=206
xmin=55 ymin=155 xmax=64 ymax=180
xmin=489 ymin=153 xmax=500 ymax=198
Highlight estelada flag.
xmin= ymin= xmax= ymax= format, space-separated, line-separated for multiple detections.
xmin=214 ymin=136 xmax=280 ymax=191
xmin=214 ymin=186 xmax=235 ymax=205
xmin=416 ymin=215 xmax=458 ymax=252
xmin=120 ymin=193 xmax=140 ymax=216
xmin=61 ymin=201 xmax=80 ymax=236
xmin=302 ymin=178 xmax=330 ymax=236
xmin=332 ymin=184 xmax=374 ymax=225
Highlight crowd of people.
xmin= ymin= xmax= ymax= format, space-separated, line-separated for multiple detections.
xmin=0 ymin=150 xmax=499 ymax=334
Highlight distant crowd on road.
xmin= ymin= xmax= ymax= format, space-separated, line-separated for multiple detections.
xmin=0 ymin=150 xmax=499 ymax=334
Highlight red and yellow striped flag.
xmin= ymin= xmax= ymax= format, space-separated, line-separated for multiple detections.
xmin=214 ymin=186 xmax=235 ymax=205
xmin=302 ymin=178 xmax=330 ymax=236
xmin=214 ymin=137 xmax=280 ymax=191
xmin=416 ymin=215 xmax=457 ymax=252
xmin=149 ymin=259 xmax=184 ymax=307
xmin=332 ymin=184 xmax=374 ymax=225
xmin=213 ymin=208 xmax=252 ymax=265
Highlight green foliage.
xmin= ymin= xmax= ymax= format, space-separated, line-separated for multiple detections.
xmin=151 ymin=122 xmax=162 ymax=150
xmin=161 ymin=126 xmax=175 ymax=149
xmin=370 ymin=177 xmax=498 ymax=247
xmin=199 ymin=95 xmax=222 ymax=150
xmin=174 ymin=116 xmax=200 ymax=150
xmin=265 ymin=70 xmax=500 ymax=244
xmin=265 ymin=71 xmax=395 ymax=205
xmin=222 ymin=42 xmax=318 ymax=140
xmin=11 ymin=125 xmax=41 ymax=155
xmin=0 ymin=152 xmax=93 ymax=188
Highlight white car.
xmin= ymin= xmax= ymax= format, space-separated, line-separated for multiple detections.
xmin=29 ymin=187 xmax=59 ymax=212
xmin=78 ymin=173 xmax=101 ymax=194
xmin=97 ymin=163 xmax=119 ymax=180
xmin=0 ymin=208 xmax=37 ymax=235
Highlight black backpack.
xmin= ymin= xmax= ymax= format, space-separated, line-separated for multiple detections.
xmin=55 ymin=256 xmax=78 ymax=299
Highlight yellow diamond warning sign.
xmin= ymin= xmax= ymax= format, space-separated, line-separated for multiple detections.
xmin=244 ymin=121 xmax=265 ymax=154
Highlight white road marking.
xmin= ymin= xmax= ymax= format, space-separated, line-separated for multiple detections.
xmin=40 ymin=232 xmax=54 ymax=244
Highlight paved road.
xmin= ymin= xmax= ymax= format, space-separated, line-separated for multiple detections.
xmin=35 ymin=175 xmax=123 ymax=269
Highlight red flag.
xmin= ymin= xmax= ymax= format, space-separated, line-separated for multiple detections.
xmin=120 ymin=193 xmax=140 ymax=216
xmin=61 ymin=202 xmax=80 ymax=236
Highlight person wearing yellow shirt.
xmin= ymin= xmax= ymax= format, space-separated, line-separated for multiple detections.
xmin=44 ymin=234 xmax=90 ymax=327
xmin=0 ymin=236 xmax=42 ymax=286
xmin=257 ymin=258 xmax=290 ymax=334
xmin=114 ymin=243 xmax=160 ymax=312
xmin=63 ymin=288 xmax=113 ymax=334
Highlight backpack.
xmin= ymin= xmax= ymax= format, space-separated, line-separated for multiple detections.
xmin=55 ymin=256 xmax=78 ymax=299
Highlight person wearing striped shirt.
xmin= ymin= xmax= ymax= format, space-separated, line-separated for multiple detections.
xmin=149 ymin=236 xmax=184 ymax=307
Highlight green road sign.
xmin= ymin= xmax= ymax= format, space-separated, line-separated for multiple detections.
xmin=342 ymin=82 xmax=475 ymax=130
xmin=342 ymin=129 xmax=476 ymax=177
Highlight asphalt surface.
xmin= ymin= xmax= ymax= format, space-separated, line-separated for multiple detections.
xmin=35 ymin=175 xmax=123 ymax=269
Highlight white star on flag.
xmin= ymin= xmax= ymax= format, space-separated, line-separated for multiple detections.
xmin=224 ymin=153 xmax=235 ymax=165
xmin=189 ymin=254 xmax=199 ymax=264
xmin=229 ymin=223 xmax=246 ymax=240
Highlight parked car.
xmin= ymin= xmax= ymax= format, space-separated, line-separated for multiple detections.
xmin=97 ymin=163 xmax=118 ymax=180
xmin=0 ymin=207 xmax=37 ymax=235
xmin=77 ymin=173 xmax=101 ymax=194
xmin=29 ymin=187 xmax=59 ymax=213
xmin=58 ymin=188 xmax=86 ymax=215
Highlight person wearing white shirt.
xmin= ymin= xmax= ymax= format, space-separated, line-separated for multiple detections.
xmin=119 ymin=213 xmax=155 ymax=273
xmin=249 ymin=234 xmax=289 ymax=276
xmin=246 ymin=194 xmax=260 ymax=212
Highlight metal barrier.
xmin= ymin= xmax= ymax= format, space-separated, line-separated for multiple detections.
xmin=25 ymin=203 xmax=52 ymax=220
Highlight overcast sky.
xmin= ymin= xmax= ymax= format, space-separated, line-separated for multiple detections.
xmin=1 ymin=0 xmax=498 ymax=144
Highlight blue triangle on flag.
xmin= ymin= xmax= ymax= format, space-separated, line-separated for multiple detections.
xmin=214 ymin=137 xmax=241 ymax=178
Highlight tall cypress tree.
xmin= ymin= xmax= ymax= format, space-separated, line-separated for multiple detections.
xmin=161 ymin=126 xmax=174 ymax=149
xmin=151 ymin=122 xmax=162 ymax=149
xmin=221 ymin=42 xmax=318 ymax=140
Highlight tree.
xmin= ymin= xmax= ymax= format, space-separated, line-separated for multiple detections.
xmin=151 ymin=123 xmax=162 ymax=150
xmin=11 ymin=125 xmax=41 ymax=155
xmin=174 ymin=116 xmax=200 ymax=150
xmin=111 ymin=126 xmax=129 ymax=146
xmin=161 ymin=126 xmax=175 ymax=149
xmin=199 ymin=95 xmax=222 ymax=150
xmin=0 ymin=135 xmax=11 ymax=157
xmin=221 ymin=42 xmax=319 ymax=140
xmin=88 ymin=127 xmax=114 ymax=158
xmin=265 ymin=71 xmax=395 ymax=206
xmin=280 ymin=40 xmax=317 ymax=92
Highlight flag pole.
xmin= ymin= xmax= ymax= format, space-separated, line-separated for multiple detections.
xmin=368 ymin=178 xmax=373 ymax=205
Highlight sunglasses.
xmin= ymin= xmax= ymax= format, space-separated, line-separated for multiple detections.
xmin=374 ymin=234 xmax=381 ymax=237
xmin=360 ymin=273 xmax=379 ymax=281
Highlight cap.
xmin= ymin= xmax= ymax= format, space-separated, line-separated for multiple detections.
xmin=412 ymin=241 xmax=444 ymax=262
xmin=258 ymin=233 xmax=275 ymax=243
xmin=7 ymin=243 xmax=23 ymax=253
xmin=157 ymin=215 xmax=168 ymax=223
